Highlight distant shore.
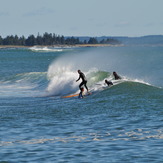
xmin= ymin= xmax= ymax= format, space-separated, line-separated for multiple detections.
xmin=0 ymin=45 xmax=29 ymax=48
xmin=0 ymin=44 xmax=123 ymax=49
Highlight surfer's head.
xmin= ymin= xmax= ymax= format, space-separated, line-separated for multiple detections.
xmin=78 ymin=70 xmax=81 ymax=73
xmin=113 ymin=71 xmax=116 ymax=75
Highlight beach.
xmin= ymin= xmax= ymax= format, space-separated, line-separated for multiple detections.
xmin=0 ymin=43 xmax=123 ymax=49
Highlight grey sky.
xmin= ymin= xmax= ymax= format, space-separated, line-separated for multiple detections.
xmin=0 ymin=0 xmax=163 ymax=37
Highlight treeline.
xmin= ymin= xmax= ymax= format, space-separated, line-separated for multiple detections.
xmin=0 ymin=33 xmax=121 ymax=46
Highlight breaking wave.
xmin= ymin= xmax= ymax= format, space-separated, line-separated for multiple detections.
xmin=29 ymin=46 xmax=72 ymax=52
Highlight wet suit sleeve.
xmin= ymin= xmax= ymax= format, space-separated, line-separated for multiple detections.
xmin=76 ymin=74 xmax=81 ymax=82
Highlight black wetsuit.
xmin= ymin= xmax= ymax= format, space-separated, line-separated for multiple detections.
xmin=113 ymin=72 xmax=121 ymax=80
xmin=77 ymin=72 xmax=88 ymax=91
xmin=105 ymin=80 xmax=113 ymax=86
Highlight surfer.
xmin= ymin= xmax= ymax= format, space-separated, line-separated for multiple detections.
xmin=105 ymin=79 xmax=113 ymax=86
xmin=113 ymin=71 xmax=121 ymax=80
xmin=76 ymin=70 xmax=89 ymax=95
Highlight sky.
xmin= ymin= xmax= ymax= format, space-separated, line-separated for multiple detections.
xmin=0 ymin=0 xmax=163 ymax=37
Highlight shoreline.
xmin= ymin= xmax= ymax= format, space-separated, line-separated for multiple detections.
xmin=0 ymin=44 xmax=123 ymax=49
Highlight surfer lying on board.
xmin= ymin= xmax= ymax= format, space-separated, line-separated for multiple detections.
xmin=76 ymin=70 xmax=89 ymax=97
xmin=105 ymin=80 xmax=113 ymax=86
xmin=113 ymin=71 xmax=121 ymax=80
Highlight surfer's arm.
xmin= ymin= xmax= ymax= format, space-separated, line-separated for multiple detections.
xmin=76 ymin=76 xmax=80 ymax=82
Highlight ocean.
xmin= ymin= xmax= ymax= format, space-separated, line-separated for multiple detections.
xmin=0 ymin=45 xmax=163 ymax=162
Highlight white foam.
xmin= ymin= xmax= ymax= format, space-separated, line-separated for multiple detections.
xmin=29 ymin=46 xmax=63 ymax=52
xmin=46 ymin=64 xmax=79 ymax=96
xmin=1 ymin=129 xmax=162 ymax=147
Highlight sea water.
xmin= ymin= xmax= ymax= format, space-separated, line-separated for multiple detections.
xmin=0 ymin=45 xmax=163 ymax=162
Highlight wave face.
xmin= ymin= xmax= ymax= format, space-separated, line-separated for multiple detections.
xmin=0 ymin=72 xmax=47 ymax=97
xmin=0 ymin=67 xmax=157 ymax=98
xmin=0 ymin=46 xmax=162 ymax=97
xmin=45 ymin=46 xmax=163 ymax=96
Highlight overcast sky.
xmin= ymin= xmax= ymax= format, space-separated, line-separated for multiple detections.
xmin=0 ymin=0 xmax=163 ymax=37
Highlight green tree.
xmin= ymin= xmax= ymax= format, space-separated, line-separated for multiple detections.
xmin=0 ymin=36 xmax=3 ymax=45
xmin=88 ymin=37 xmax=98 ymax=44
xmin=19 ymin=36 xmax=26 ymax=45
xmin=25 ymin=35 xmax=36 ymax=46
xmin=36 ymin=34 xmax=43 ymax=45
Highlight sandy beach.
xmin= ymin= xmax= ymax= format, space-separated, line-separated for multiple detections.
xmin=0 ymin=44 xmax=123 ymax=49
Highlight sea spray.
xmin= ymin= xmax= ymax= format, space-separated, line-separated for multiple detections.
xmin=47 ymin=46 xmax=163 ymax=88
xmin=45 ymin=47 xmax=141 ymax=95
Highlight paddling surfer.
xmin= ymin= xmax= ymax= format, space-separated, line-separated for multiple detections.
xmin=76 ymin=70 xmax=89 ymax=97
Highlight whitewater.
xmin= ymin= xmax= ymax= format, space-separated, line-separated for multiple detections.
xmin=0 ymin=45 xmax=162 ymax=162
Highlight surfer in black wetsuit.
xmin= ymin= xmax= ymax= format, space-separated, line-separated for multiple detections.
xmin=113 ymin=71 xmax=121 ymax=80
xmin=105 ymin=79 xmax=113 ymax=86
xmin=76 ymin=70 xmax=89 ymax=98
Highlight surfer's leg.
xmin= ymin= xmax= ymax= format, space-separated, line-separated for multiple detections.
xmin=78 ymin=88 xmax=84 ymax=98
xmin=78 ymin=92 xmax=81 ymax=98
xmin=84 ymin=81 xmax=88 ymax=91
xmin=79 ymin=81 xmax=84 ymax=89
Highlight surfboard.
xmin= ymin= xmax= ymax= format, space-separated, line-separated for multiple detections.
xmin=62 ymin=92 xmax=92 ymax=99
xmin=62 ymin=93 xmax=79 ymax=98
